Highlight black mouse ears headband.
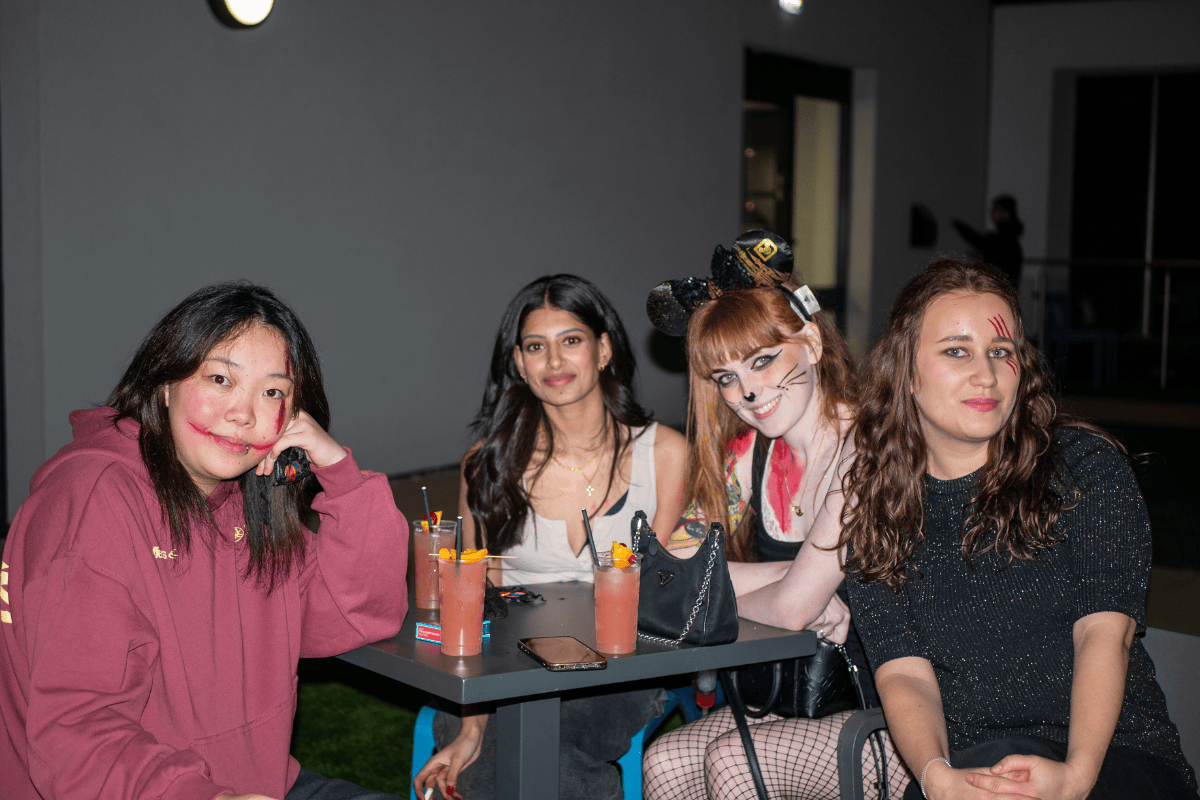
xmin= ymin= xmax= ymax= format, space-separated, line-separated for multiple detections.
xmin=646 ymin=230 xmax=821 ymax=336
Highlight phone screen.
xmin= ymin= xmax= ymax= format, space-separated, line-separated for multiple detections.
xmin=518 ymin=637 xmax=607 ymax=671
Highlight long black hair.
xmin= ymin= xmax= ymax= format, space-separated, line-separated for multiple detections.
xmin=107 ymin=281 xmax=330 ymax=589
xmin=465 ymin=274 xmax=651 ymax=553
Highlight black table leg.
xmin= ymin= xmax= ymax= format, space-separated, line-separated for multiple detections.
xmin=495 ymin=695 xmax=560 ymax=800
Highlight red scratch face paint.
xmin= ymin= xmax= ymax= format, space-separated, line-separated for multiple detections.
xmin=988 ymin=315 xmax=1018 ymax=375
xmin=275 ymin=397 xmax=287 ymax=435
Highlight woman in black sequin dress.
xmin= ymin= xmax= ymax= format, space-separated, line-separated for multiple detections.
xmin=842 ymin=257 xmax=1197 ymax=800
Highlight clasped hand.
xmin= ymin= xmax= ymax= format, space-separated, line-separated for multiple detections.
xmin=807 ymin=593 xmax=851 ymax=644
xmin=927 ymin=754 xmax=1094 ymax=800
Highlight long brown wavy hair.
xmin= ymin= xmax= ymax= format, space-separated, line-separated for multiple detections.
xmin=685 ymin=286 xmax=858 ymax=561
xmin=840 ymin=257 xmax=1110 ymax=591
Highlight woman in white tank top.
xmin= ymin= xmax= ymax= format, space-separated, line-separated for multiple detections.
xmin=414 ymin=274 xmax=686 ymax=800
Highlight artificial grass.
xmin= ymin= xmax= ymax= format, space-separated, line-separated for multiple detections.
xmin=291 ymin=659 xmax=427 ymax=795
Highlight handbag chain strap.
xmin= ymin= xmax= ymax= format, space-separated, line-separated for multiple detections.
xmin=637 ymin=525 xmax=721 ymax=646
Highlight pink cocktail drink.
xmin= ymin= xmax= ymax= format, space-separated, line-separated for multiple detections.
xmin=438 ymin=557 xmax=487 ymax=656
xmin=593 ymin=560 xmax=640 ymax=654
xmin=412 ymin=521 xmax=456 ymax=610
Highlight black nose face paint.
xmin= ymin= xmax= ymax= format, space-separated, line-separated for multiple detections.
xmin=743 ymin=392 xmax=757 ymax=403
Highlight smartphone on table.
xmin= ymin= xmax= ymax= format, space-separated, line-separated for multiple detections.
xmin=518 ymin=636 xmax=607 ymax=671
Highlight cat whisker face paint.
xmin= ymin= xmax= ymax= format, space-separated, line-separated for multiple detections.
xmin=710 ymin=339 xmax=819 ymax=440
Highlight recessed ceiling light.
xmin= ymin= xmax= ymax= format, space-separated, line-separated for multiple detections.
xmin=210 ymin=0 xmax=274 ymax=28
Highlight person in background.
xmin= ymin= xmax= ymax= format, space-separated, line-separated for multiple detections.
xmin=842 ymin=257 xmax=1196 ymax=800
xmin=414 ymin=273 xmax=687 ymax=800
xmin=0 ymin=281 xmax=409 ymax=800
xmin=952 ymin=194 xmax=1024 ymax=288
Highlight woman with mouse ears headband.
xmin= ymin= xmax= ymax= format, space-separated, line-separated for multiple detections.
xmin=641 ymin=231 xmax=910 ymax=800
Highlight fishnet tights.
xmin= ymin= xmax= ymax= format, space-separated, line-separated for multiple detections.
xmin=642 ymin=707 xmax=910 ymax=800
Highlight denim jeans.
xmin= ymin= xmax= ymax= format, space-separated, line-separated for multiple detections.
xmin=434 ymin=685 xmax=667 ymax=800
xmin=286 ymin=767 xmax=402 ymax=800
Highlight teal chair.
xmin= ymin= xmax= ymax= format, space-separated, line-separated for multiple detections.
xmin=408 ymin=686 xmax=707 ymax=800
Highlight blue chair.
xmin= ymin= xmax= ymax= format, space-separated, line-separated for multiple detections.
xmin=409 ymin=686 xmax=708 ymax=800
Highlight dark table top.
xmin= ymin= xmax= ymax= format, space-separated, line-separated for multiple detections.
xmin=339 ymin=580 xmax=816 ymax=704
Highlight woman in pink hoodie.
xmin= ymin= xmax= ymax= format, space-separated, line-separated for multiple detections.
xmin=0 ymin=282 xmax=409 ymax=800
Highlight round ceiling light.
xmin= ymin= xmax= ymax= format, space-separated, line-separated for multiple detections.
xmin=210 ymin=0 xmax=274 ymax=28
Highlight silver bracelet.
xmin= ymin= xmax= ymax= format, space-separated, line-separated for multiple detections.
xmin=919 ymin=756 xmax=951 ymax=800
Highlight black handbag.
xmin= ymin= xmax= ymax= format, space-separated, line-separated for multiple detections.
xmin=722 ymin=642 xmax=889 ymax=800
xmin=726 ymin=638 xmax=858 ymax=719
xmin=630 ymin=512 xmax=739 ymax=647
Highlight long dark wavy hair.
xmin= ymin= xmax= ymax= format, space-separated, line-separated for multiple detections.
xmin=685 ymin=287 xmax=858 ymax=562
xmin=107 ymin=281 xmax=330 ymax=589
xmin=840 ymin=257 xmax=1110 ymax=591
xmin=464 ymin=274 xmax=651 ymax=554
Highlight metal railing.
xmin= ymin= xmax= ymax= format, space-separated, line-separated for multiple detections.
xmin=1024 ymin=257 xmax=1200 ymax=390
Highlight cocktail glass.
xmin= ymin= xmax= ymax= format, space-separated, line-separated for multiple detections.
xmin=438 ymin=556 xmax=487 ymax=656
xmin=412 ymin=521 xmax=457 ymax=610
xmin=593 ymin=554 xmax=640 ymax=654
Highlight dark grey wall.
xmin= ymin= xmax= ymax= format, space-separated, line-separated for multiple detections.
xmin=3 ymin=0 xmax=990 ymax=513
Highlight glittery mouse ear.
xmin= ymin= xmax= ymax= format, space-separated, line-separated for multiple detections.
xmin=646 ymin=230 xmax=818 ymax=336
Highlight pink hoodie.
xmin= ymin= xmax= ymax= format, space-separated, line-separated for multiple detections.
xmin=0 ymin=408 xmax=408 ymax=800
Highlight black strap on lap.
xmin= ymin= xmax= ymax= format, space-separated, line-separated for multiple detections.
xmin=720 ymin=670 xmax=772 ymax=800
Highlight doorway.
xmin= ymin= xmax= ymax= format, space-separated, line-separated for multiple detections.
xmin=743 ymin=49 xmax=852 ymax=328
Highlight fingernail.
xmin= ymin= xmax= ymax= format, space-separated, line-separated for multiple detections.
xmin=446 ymin=787 xmax=454 ymax=794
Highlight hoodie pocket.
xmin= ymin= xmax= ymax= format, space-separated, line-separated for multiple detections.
xmin=190 ymin=678 xmax=298 ymax=796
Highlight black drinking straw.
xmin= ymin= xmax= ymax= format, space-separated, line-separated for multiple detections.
xmin=455 ymin=515 xmax=464 ymax=563
xmin=581 ymin=509 xmax=601 ymax=568
xmin=421 ymin=485 xmax=435 ymax=531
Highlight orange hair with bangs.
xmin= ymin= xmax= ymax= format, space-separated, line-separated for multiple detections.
xmin=684 ymin=287 xmax=857 ymax=560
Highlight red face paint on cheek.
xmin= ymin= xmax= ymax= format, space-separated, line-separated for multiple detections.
xmin=188 ymin=422 xmax=253 ymax=455
xmin=1007 ymin=358 xmax=1018 ymax=375
xmin=250 ymin=441 xmax=276 ymax=453
xmin=275 ymin=398 xmax=286 ymax=435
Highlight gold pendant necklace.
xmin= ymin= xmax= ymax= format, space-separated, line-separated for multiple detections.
xmin=780 ymin=447 xmax=807 ymax=517
xmin=551 ymin=423 xmax=611 ymax=497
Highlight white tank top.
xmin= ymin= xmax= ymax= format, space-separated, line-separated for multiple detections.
xmin=501 ymin=423 xmax=658 ymax=586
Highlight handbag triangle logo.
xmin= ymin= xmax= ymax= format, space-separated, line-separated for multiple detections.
xmin=658 ymin=570 xmax=674 ymax=587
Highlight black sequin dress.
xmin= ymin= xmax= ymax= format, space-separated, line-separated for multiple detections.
xmin=846 ymin=428 xmax=1195 ymax=788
